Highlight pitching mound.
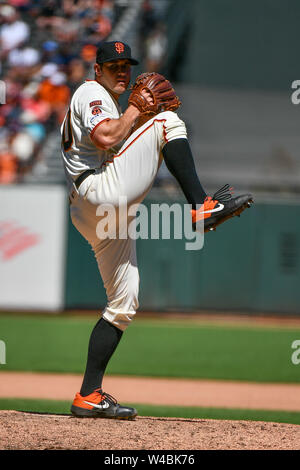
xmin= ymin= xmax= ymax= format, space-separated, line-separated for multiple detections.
xmin=0 ymin=410 xmax=299 ymax=450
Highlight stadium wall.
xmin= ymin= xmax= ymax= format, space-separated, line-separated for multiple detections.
xmin=0 ymin=188 xmax=299 ymax=316
xmin=65 ymin=195 xmax=300 ymax=315
xmin=167 ymin=0 xmax=299 ymax=91
xmin=0 ymin=185 xmax=67 ymax=311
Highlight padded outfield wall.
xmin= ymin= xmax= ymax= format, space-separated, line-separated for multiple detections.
xmin=65 ymin=193 xmax=300 ymax=316
xmin=0 ymin=184 xmax=299 ymax=314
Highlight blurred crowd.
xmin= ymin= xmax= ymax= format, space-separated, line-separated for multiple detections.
xmin=0 ymin=0 xmax=169 ymax=184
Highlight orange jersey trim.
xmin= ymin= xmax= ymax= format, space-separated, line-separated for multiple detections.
xmin=90 ymin=118 xmax=111 ymax=139
xmin=101 ymin=118 xmax=168 ymax=168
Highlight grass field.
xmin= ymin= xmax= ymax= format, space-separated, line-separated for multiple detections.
xmin=1 ymin=398 xmax=300 ymax=425
xmin=0 ymin=313 xmax=300 ymax=382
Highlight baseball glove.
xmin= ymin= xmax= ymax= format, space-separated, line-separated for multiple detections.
xmin=128 ymin=72 xmax=181 ymax=115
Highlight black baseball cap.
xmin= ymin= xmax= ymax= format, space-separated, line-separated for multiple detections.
xmin=96 ymin=41 xmax=139 ymax=65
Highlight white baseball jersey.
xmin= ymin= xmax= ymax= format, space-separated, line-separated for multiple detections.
xmin=61 ymin=80 xmax=124 ymax=190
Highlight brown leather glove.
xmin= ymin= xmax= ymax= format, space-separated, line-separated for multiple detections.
xmin=128 ymin=72 xmax=181 ymax=116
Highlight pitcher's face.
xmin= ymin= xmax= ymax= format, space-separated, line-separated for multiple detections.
xmin=95 ymin=59 xmax=131 ymax=99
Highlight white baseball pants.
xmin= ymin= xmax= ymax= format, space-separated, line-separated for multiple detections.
xmin=70 ymin=111 xmax=187 ymax=330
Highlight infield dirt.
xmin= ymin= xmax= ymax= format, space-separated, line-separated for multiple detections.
xmin=1 ymin=314 xmax=300 ymax=450
xmin=1 ymin=371 xmax=300 ymax=411
xmin=1 ymin=410 xmax=299 ymax=450
xmin=1 ymin=371 xmax=300 ymax=450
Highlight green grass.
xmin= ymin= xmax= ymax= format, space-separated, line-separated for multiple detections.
xmin=1 ymin=398 xmax=300 ymax=425
xmin=1 ymin=313 xmax=300 ymax=382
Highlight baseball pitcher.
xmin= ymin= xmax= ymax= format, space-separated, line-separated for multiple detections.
xmin=61 ymin=41 xmax=253 ymax=419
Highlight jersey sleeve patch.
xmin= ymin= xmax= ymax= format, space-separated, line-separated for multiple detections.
xmin=79 ymin=84 xmax=114 ymax=134
xmin=91 ymin=106 xmax=102 ymax=115
xmin=89 ymin=100 xmax=102 ymax=107
xmin=89 ymin=105 xmax=105 ymax=125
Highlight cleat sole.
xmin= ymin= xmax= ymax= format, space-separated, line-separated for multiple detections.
xmin=70 ymin=405 xmax=137 ymax=420
xmin=205 ymin=197 xmax=254 ymax=233
xmin=71 ymin=411 xmax=137 ymax=420
xmin=71 ymin=412 xmax=137 ymax=421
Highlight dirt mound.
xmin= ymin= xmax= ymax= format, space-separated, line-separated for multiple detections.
xmin=0 ymin=410 xmax=299 ymax=450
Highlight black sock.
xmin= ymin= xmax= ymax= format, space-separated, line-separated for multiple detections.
xmin=162 ymin=138 xmax=207 ymax=209
xmin=80 ymin=317 xmax=123 ymax=396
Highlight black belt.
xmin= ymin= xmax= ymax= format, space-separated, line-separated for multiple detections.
xmin=69 ymin=169 xmax=96 ymax=204
xmin=74 ymin=169 xmax=96 ymax=190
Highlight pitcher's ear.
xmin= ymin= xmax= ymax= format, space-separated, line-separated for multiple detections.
xmin=94 ymin=63 xmax=102 ymax=78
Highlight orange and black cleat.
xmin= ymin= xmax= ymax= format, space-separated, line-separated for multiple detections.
xmin=191 ymin=184 xmax=253 ymax=233
xmin=71 ymin=388 xmax=138 ymax=420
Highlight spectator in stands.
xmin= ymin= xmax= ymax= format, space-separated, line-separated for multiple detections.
xmin=11 ymin=130 xmax=36 ymax=178
xmin=20 ymin=81 xmax=51 ymax=127
xmin=139 ymin=1 xmax=170 ymax=73
xmin=80 ymin=44 xmax=97 ymax=64
xmin=37 ymin=71 xmax=70 ymax=124
xmin=100 ymin=0 xmax=115 ymax=25
xmin=67 ymin=58 xmax=87 ymax=94
xmin=41 ymin=40 xmax=61 ymax=65
xmin=0 ymin=148 xmax=18 ymax=184
xmin=96 ymin=12 xmax=112 ymax=40
xmin=8 ymin=43 xmax=40 ymax=70
xmin=144 ymin=23 xmax=167 ymax=73
xmin=7 ymin=42 xmax=40 ymax=84
xmin=0 ymin=78 xmax=22 ymax=132
xmin=35 ymin=0 xmax=64 ymax=30
xmin=140 ymin=0 xmax=156 ymax=39
xmin=0 ymin=0 xmax=171 ymax=184
xmin=52 ymin=16 xmax=80 ymax=45
xmin=0 ymin=4 xmax=30 ymax=61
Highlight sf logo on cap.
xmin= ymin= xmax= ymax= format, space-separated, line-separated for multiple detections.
xmin=115 ymin=42 xmax=124 ymax=54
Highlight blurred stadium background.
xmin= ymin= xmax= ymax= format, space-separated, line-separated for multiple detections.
xmin=0 ymin=0 xmax=299 ymax=314
xmin=0 ymin=0 xmax=300 ymax=425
